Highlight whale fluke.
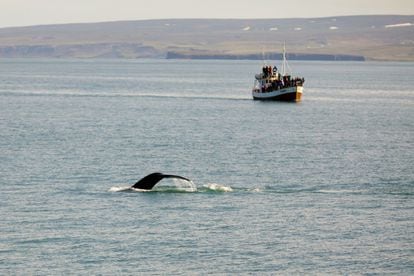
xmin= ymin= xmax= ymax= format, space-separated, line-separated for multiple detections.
xmin=132 ymin=172 xmax=191 ymax=190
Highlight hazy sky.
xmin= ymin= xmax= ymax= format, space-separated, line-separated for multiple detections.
xmin=1 ymin=0 xmax=413 ymax=28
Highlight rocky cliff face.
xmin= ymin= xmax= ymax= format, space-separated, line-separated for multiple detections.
xmin=0 ymin=43 xmax=161 ymax=58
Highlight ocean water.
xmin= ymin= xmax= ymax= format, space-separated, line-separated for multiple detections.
xmin=0 ymin=59 xmax=413 ymax=274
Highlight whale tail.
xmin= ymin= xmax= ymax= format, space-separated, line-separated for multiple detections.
xmin=132 ymin=172 xmax=191 ymax=190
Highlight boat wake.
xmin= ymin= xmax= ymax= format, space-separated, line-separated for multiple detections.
xmin=0 ymin=89 xmax=250 ymax=101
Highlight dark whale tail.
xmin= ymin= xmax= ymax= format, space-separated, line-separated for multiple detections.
xmin=132 ymin=172 xmax=191 ymax=190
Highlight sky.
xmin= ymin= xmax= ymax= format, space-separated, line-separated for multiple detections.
xmin=1 ymin=0 xmax=413 ymax=28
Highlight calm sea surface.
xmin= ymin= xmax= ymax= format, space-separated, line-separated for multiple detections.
xmin=0 ymin=59 xmax=413 ymax=274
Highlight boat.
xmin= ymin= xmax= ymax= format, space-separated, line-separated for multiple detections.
xmin=252 ymin=45 xmax=305 ymax=101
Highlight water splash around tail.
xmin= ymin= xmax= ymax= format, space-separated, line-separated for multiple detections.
xmin=203 ymin=183 xmax=233 ymax=192
xmin=109 ymin=180 xmax=236 ymax=193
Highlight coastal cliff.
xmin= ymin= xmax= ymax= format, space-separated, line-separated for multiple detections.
xmin=0 ymin=15 xmax=413 ymax=61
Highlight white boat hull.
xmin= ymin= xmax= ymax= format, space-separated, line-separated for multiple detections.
xmin=252 ymin=86 xmax=303 ymax=101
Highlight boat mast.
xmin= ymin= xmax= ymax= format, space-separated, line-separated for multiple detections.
xmin=281 ymin=42 xmax=286 ymax=76
xmin=281 ymin=42 xmax=292 ymax=77
xmin=261 ymin=47 xmax=266 ymax=67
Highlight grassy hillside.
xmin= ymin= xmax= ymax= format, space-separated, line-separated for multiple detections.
xmin=0 ymin=15 xmax=413 ymax=61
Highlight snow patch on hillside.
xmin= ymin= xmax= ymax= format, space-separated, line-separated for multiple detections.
xmin=385 ymin=23 xmax=413 ymax=28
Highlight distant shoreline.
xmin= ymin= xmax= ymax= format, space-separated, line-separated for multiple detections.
xmin=166 ymin=52 xmax=365 ymax=61
xmin=0 ymin=15 xmax=413 ymax=61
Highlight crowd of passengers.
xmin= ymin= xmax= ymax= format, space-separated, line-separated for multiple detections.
xmin=262 ymin=65 xmax=278 ymax=77
xmin=260 ymin=65 xmax=305 ymax=92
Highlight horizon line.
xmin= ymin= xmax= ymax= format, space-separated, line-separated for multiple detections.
xmin=1 ymin=14 xmax=413 ymax=29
